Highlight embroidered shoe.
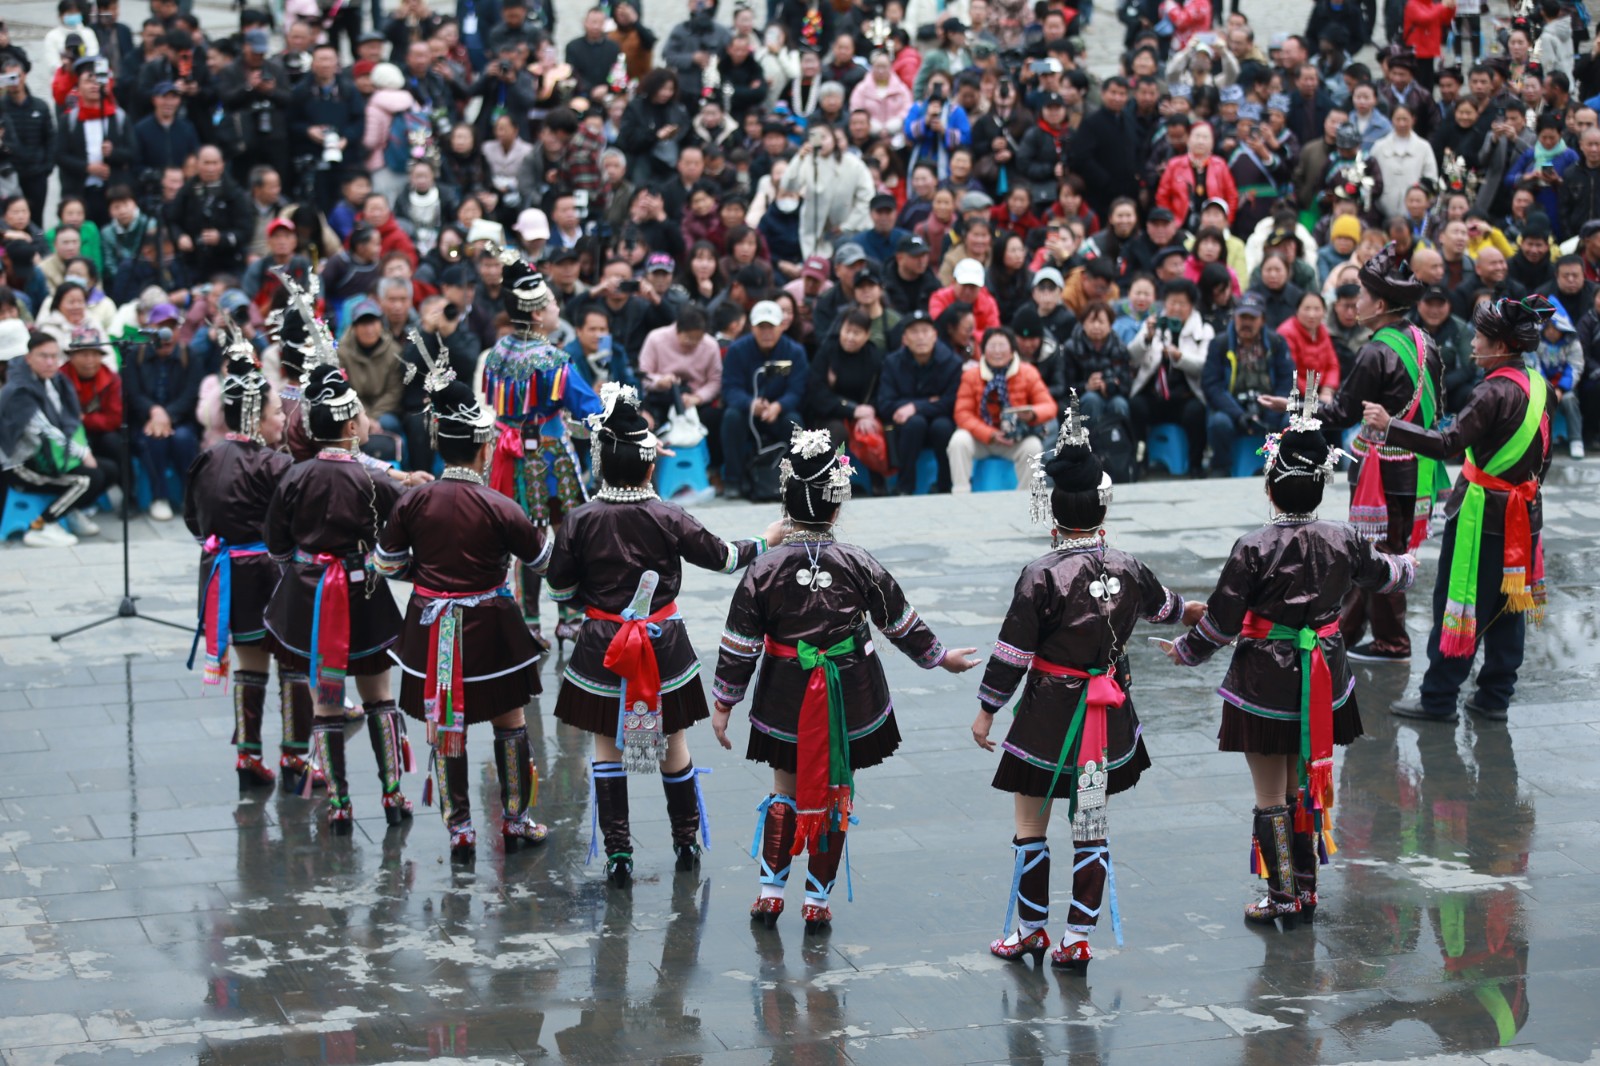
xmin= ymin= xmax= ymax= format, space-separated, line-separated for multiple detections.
xmin=750 ymin=896 xmax=784 ymax=928
xmin=802 ymin=902 xmax=832 ymax=934
xmin=1051 ymin=938 xmax=1093 ymax=973
xmin=503 ymin=814 xmax=548 ymax=848
xmin=1297 ymin=887 xmax=1319 ymax=922
xmin=990 ymin=928 xmax=1049 ymax=962
xmin=327 ymin=798 xmax=354 ymax=832
xmin=382 ymin=791 xmax=414 ymax=826
xmin=450 ymin=822 xmax=477 ymax=859
xmin=236 ymin=752 xmax=276 ymax=788
xmin=1244 ymin=893 xmax=1302 ymax=928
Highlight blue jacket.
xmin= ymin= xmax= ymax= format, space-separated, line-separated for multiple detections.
xmin=903 ymin=101 xmax=971 ymax=177
xmin=1506 ymin=145 xmax=1581 ymax=240
xmin=565 ymin=337 xmax=640 ymax=392
xmin=130 ymin=115 xmax=203 ymax=174
xmin=876 ymin=341 xmax=962 ymax=419
xmin=848 ymin=226 xmax=910 ymax=268
xmin=1201 ymin=325 xmax=1295 ymax=425
xmin=722 ymin=334 xmax=808 ymax=414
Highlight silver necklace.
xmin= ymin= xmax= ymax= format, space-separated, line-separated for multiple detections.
xmin=442 ymin=466 xmax=486 ymax=485
xmin=596 ymin=484 xmax=658 ymax=503
xmin=1271 ymin=512 xmax=1318 ymax=525
xmin=795 ymin=538 xmax=833 ymax=591
xmin=1052 ymin=530 xmax=1104 ymax=552
xmin=784 ymin=529 xmax=835 ymax=544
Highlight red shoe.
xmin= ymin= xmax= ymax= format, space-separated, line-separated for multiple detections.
xmin=450 ymin=823 xmax=476 ymax=859
xmin=750 ymin=896 xmax=784 ymax=928
xmin=1298 ymin=888 xmax=1319 ymax=923
xmin=382 ymin=790 xmax=414 ymax=826
xmin=236 ymin=752 xmax=276 ymax=788
xmin=802 ymin=902 xmax=832 ymax=934
xmin=327 ymin=797 xmax=354 ymax=832
xmin=503 ymin=814 xmax=548 ymax=849
xmin=990 ymin=928 xmax=1050 ymax=962
xmin=1051 ymin=938 xmax=1092 ymax=973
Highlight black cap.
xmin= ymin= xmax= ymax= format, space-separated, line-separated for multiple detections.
xmin=545 ymin=245 xmax=580 ymax=264
xmin=941 ymin=16 xmax=967 ymax=33
xmin=1013 ymin=305 xmax=1043 ymax=339
xmin=897 ymin=234 xmax=930 ymax=255
xmin=1039 ymin=91 xmax=1066 ymax=109
xmin=1154 ymin=244 xmax=1187 ymax=265
xmin=439 ymin=264 xmax=474 ymax=288
xmin=902 ymin=308 xmax=935 ymax=328
xmin=853 ymin=266 xmax=882 ymax=288
xmin=1147 ymin=207 xmax=1176 ymax=224
xmin=1420 ymin=284 xmax=1451 ymax=303
xmin=870 ymin=192 xmax=898 ymax=213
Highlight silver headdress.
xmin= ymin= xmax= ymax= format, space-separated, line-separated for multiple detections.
xmin=1029 ymin=389 xmax=1112 ymax=525
xmin=411 ymin=328 xmax=495 ymax=446
xmin=584 ymin=381 xmax=659 ymax=484
xmin=218 ymin=319 xmax=270 ymax=444
xmin=1261 ymin=373 xmax=1344 ymax=480
xmin=779 ymin=426 xmax=854 ymax=517
xmin=486 ymin=240 xmax=555 ymax=340
xmin=270 ymin=266 xmax=339 ymax=371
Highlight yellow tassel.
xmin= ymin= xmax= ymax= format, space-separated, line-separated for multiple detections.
xmin=529 ymin=761 xmax=539 ymax=808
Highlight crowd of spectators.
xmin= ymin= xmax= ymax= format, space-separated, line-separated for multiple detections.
xmin=3 ymin=0 xmax=1600 ymax=542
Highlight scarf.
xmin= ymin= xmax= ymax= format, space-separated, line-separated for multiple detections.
xmin=1442 ymin=366 xmax=1547 ymax=657
xmin=1533 ymin=140 xmax=1566 ymax=170
xmin=764 ymin=635 xmax=856 ymax=856
xmin=1240 ymin=612 xmax=1340 ymax=863
xmin=980 ymin=358 xmax=1012 ymax=428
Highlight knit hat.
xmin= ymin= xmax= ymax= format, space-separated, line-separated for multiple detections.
xmin=1330 ymin=215 xmax=1362 ymax=243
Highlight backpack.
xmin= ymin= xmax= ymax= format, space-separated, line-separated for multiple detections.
xmin=384 ymin=108 xmax=434 ymax=174
xmin=1091 ymin=408 xmax=1137 ymax=485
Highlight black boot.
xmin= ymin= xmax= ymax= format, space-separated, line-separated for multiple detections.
xmin=522 ymin=564 xmax=550 ymax=654
xmin=495 ymin=726 xmax=547 ymax=848
xmin=1057 ymin=838 xmax=1110 ymax=973
xmin=365 ymin=700 xmax=414 ymax=825
xmin=1289 ymin=796 xmax=1320 ymax=921
xmin=433 ymin=746 xmax=475 ymax=859
xmin=278 ymin=670 xmax=316 ymax=793
xmin=661 ymin=762 xmax=706 ymax=871
xmin=311 ymin=719 xmax=351 ymax=830
xmin=593 ymin=761 xmax=632 ymax=887
xmin=232 ymin=670 xmax=274 ymax=788
xmin=1245 ymin=805 xmax=1301 ymax=928
xmin=750 ymin=793 xmax=796 ymax=927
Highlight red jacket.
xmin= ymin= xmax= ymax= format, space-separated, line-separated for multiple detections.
xmin=989 ymin=204 xmax=1046 ymax=242
xmin=954 ymin=356 xmax=1057 ymax=443
xmin=1160 ymin=0 xmax=1212 ymax=51
xmin=929 ymin=284 xmax=1001 ymax=335
xmin=70 ymin=364 xmax=123 ymax=435
xmin=1276 ymin=316 xmax=1341 ymax=393
xmin=1155 ymin=154 xmax=1239 ymax=226
xmin=1403 ymin=0 xmax=1455 ymax=59
xmin=363 ymin=215 xmax=418 ymax=269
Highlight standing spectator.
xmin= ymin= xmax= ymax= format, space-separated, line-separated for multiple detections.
xmin=720 ymin=300 xmax=807 ymax=497
xmin=1200 ymin=292 xmax=1294 ymax=478
xmin=167 ymin=145 xmax=251 ymax=276
xmin=1067 ymin=75 xmax=1138 ymax=221
xmin=778 ymin=124 xmax=874 ymax=259
xmin=122 ymin=305 xmax=203 ymax=520
xmin=0 ymin=57 xmax=56 ymax=226
xmin=948 ymin=326 xmax=1056 ymax=492
xmin=57 ymin=60 xmax=134 ymax=225
xmin=362 ymin=62 xmax=418 ymax=203
xmin=130 ymin=81 xmax=200 ymax=175
xmin=663 ymin=0 xmax=733 ymax=106
xmin=1370 ymin=106 xmax=1439 ymax=221
xmin=289 ymin=44 xmax=365 ymax=214
xmin=566 ymin=7 xmax=621 ymax=94
xmin=1156 ymin=122 xmax=1238 ymax=231
xmin=215 ymin=29 xmax=290 ymax=181
xmin=850 ymin=50 xmax=912 ymax=145
xmin=879 ymin=309 xmax=961 ymax=494
xmin=616 ymin=68 xmax=691 ymax=186
xmin=609 ymin=1 xmax=657 ymax=83
xmin=0 ymin=331 xmax=106 ymax=546
xmin=1402 ymin=0 xmax=1456 ymax=91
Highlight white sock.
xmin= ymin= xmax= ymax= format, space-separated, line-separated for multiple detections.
xmin=759 ymin=884 xmax=784 ymax=901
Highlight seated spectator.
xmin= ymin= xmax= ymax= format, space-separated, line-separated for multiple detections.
xmin=948 ymin=326 xmax=1057 ymax=493
xmin=319 ymin=223 xmax=384 ymax=321
xmin=45 ymin=262 xmax=118 ymax=337
xmin=1276 ymin=291 xmax=1340 ymax=399
xmin=877 ymin=309 xmax=960 ymax=494
xmin=1412 ymin=284 xmax=1477 ymax=414
xmin=1200 ymin=293 xmax=1294 ymax=478
xmin=336 ymin=298 xmax=406 ymax=463
xmin=1536 ymin=307 xmax=1585 ymax=459
xmin=637 ymin=308 xmax=723 ymax=444
xmin=1062 ymin=256 xmax=1120 ymax=318
xmin=121 ymin=304 xmax=203 ymax=519
xmin=1129 ymin=278 xmax=1212 ymax=476
xmin=243 ymin=219 xmax=314 ymax=310
xmin=0 ymin=331 xmax=107 ymax=545
xmin=101 ymin=186 xmax=154 ymax=281
xmin=805 ymin=307 xmax=886 ymax=488
xmin=1112 ymin=275 xmax=1159 ymax=345
xmin=39 ymin=224 xmax=84 ymax=292
xmin=1248 ymin=254 xmax=1305 ymax=331
xmin=1060 ymin=302 xmax=1136 ymax=428
xmin=36 ymin=279 xmax=107 ymax=351
xmin=47 ymin=198 xmax=102 ymax=276
xmin=720 ymin=300 xmax=807 ymax=497
xmin=1316 ymin=214 xmax=1362 ymax=284
xmin=844 ymin=265 xmax=900 ymax=354
xmin=929 ymin=257 xmax=1000 ymax=335
xmin=65 ymin=339 xmax=126 ymax=498
xmin=566 ymin=305 xmax=640 ymax=395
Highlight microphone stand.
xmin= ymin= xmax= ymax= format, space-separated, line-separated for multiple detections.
xmin=52 ymin=335 xmax=192 ymax=642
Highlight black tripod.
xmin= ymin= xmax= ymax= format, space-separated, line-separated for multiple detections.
xmin=51 ymin=335 xmax=192 ymax=643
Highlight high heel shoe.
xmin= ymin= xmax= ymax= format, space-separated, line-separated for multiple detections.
xmin=503 ymin=814 xmax=548 ymax=849
xmin=327 ymin=797 xmax=354 ymax=833
xmin=750 ymin=896 xmax=784 ymax=928
xmin=526 ymin=624 xmax=551 ymax=657
xmin=674 ymin=843 xmax=701 ymax=871
xmin=989 ymin=928 xmax=1049 ymax=962
xmin=382 ymin=791 xmax=413 ymax=826
xmin=449 ymin=822 xmax=477 ymax=861
xmin=802 ymin=902 xmax=832 ymax=935
xmin=1244 ymin=893 xmax=1302 ymax=929
xmin=606 ymin=852 xmax=633 ymax=889
xmin=1051 ymin=938 xmax=1092 ymax=974
xmin=236 ymin=752 xmax=276 ymax=789
xmin=554 ymin=618 xmax=581 ymax=658
xmin=1296 ymin=887 xmax=1318 ymax=923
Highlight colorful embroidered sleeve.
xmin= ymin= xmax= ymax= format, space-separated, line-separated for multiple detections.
xmin=977 ymin=568 xmax=1043 ymax=712
xmin=712 ymin=571 xmax=766 ymax=707
xmin=864 ymin=553 xmax=944 ymax=670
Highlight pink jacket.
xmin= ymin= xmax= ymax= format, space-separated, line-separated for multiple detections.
xmin=363 ymin=88 xmax=417 ymax=174
xmin=850 ymin=77 xmax=913 ymax=139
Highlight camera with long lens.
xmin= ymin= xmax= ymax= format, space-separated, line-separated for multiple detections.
xmin=0 ymin=73 xmax=18 ymax=89
xmin=321 ymin=130 xmax=343 ymax=166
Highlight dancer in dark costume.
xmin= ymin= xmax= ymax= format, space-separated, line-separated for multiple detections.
xmin=183 ymin=332 xmax=306 ymax=790
xmin=376 ymin=337 xmax=550 ymax=858
xmin=1168 ymin=380 xmax=1417 ymax=926
xmin=711 ymin=427 xmax=980 ymax=932
xmin=974 ymin=394 xmax=1198 ymax=972
xmin=548 ymin=383 xmax=784 ymax=887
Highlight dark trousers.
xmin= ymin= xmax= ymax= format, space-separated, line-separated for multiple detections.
xmin=721 ymin=404 xmax=802 ymax=489
xmin=19 ymin=172 xmax=48 ymax=231
xmin=888 ymin=412 xmax=954 ymax=493
xmin=1418 ymin=522 xmax=1529 ymax=714
xmin=1580 ymin=376 xmax=1600 ymax=444
xmin=135 ymin=424 xmax=199 ymax=504
xmin=402 ymin=409 xmax=434 ymax=474
xmin=1130 ymin=392 xmax=1206 ymax=472
xmin=85 ymin=429 xmax=127 ymax=501
xmin=1340 ymin=480 xmax=1415 ymax=656
xmin=5 ymin=463 xmax=108 ymax=520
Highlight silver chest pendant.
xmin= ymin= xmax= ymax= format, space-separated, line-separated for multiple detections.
xmin=796 ymin=541 xmax=833 ymax=591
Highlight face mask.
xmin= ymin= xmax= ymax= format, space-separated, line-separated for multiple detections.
xmin=776 ymin=197 xmax=800 ymax=213
xmin=63 ymin=13 xmax=83 ymax=26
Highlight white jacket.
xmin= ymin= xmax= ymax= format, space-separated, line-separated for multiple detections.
xmin=779 ymin=150 xmax=876 ymax=260
xmin=1370 ymin=132 xmax=1439 ymax=221
xmin=1535 ymin=15 xmax=1575 ymax=79
xmin=1129 ymin=309 xmax=1214 ymax=398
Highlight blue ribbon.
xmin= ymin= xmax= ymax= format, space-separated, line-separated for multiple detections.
xmin=1000 ymin=839 xmax=1050 ymax=938
xmin=1068 ymin=844 xmax=1124 ymax=947
xmin=664 ymin=765 xmax=713 ymax=849
xmin=750 ymin=793 xmax=794 ymax=887
xmin=187 ymin=540 xmax=268 ymax=671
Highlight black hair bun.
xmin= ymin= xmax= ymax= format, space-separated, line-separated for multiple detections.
xmin=222 ymin=349 xmax=259 ymax=379
xmin=1268 ymin=428 xmax=1331 ymax=479
xmin=303 ymin=363 xmax=349 ymax=405
xmin=1044 ymin=440 xmax=1103 ymax=494
xmin=1473 ymin=295 xmax=1554 ymax=354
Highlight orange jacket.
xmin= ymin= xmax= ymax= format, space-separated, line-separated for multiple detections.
xmin=954 ymin=356 xmax=1058 ymax=444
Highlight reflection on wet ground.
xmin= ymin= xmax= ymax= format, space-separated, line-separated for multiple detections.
xmin=2 ymin=479 xmax=1598 ymax=1065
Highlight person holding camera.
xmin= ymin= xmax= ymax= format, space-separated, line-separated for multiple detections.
xmin=166 ymin=146 xmax=251 ymax=277
xmin=1129 ymin=278 xmax=1213 ymax=475
xmin=0 ymin=57 xmax=56 ymax=227
xmin=288 ymin=44 xmax=364 ymax=214
xmin=720 ymin=300 xmax=807 ymax=498
xmin=58 ymin=57 xmax=133 ymax=227
xmin=1200 ymin=292 xmax=1294 ymax=478
xmin=948 ymin=327 xmax=1057 ymax=493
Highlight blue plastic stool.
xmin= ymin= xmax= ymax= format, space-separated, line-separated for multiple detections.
xmin=131 ymin=459 xmax=185 ymax=514
xmin=915 ymin=448 xmax=939 ymax=494
xmin=1232 ymin=435 xmax=1267 ymax=477
xmin=848 ymin=452 xmax=873 ymax=492
xmin=654 ymin=439 xmax=712 ymax=498
xmin=1552 ymin=411 xmax=1569 ymax=443
xmin=1145 ymin=423 xmax=1189 ymax=476
xmin=1 ymin=491 xmax=67 ymax=540
xmin=972 ymin=455 xmax=1019 ymax=492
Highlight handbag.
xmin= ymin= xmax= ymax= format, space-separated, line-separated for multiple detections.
xmin=662 ymin=402 xmax=708 ymax=447
xmin=848 ymin=417 xmax=893 ymax=477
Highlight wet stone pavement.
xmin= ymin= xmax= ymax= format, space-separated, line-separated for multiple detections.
xmin=1 ymin=468 xmax=1599 ymax=1066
